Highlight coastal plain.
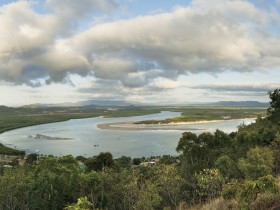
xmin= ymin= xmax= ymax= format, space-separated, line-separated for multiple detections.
xmin=0 ymin=105 xmax=266 ymax=134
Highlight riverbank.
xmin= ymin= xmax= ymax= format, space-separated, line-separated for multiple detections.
xmin=0 ymin=107 xmax=161 ymax=134
xmin=97 ymin=118 xmax=256 ymax=131
xmin=0 ymin=105 xmax=265 ymax=134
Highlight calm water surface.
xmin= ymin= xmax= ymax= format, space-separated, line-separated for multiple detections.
xmin=0 ymin=111 xmax=254 ymax=158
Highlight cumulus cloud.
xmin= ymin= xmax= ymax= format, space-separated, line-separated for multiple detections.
xmin=46 ymin=0 xmax=117 ymax=16
xmin=46 ymin=0 xmax=118 ymax=35
xmin=0 ymin=0 xmax=280 ymax=87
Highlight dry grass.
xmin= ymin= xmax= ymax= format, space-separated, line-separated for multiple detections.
xmin=187 ymin=198 xmax=239 ymax=210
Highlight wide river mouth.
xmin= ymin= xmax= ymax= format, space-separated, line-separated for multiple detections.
xmin=0 ymin=111 xmax=254 ymax=158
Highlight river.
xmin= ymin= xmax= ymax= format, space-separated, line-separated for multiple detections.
xmin=0 ymin=111 xmax=254 ymax=158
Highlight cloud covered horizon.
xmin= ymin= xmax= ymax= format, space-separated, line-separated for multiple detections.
xmin=0 ymin=0 xmax=280 ymax=106
xmin=1 ymin=0 xmax=280 ymax=87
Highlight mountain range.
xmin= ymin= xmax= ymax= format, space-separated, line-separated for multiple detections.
xmin=20 ymin=100 xmax=269 ymax=108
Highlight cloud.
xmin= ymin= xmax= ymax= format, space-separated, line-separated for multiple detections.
xmin=46 ymin=0 xmax=118 ymax=34
xmin=46 ymin=0 xmax=118 ymax=17
xmin=0 ymin=0 xmax=280 ymax=87
xmin=192 ymin=82 xmax=280 ymax=93
xmin=65 ymin=0 xmax=280 ymax=85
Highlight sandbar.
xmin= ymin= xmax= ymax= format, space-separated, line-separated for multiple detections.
xmin=97 ymin=118 xmax=256 ymax=131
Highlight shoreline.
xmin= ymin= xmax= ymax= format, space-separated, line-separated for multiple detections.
xmin=97 ymin=118 xmax=256 ymax=131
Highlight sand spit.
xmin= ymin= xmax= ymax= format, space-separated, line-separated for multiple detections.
xmin=97 ymin=122 xmax=205 ymax=131
xmin=97 ymin=118 xmax=256 ymax=131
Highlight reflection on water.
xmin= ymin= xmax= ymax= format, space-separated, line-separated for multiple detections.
xmin=0 ymin=111 xmax=254 ymax=158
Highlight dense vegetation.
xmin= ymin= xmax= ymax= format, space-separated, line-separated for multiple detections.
xmin=0 ymin=143 xmax=25 ymax=156
xmin=0 ymin=91 xmax=279 ymax=209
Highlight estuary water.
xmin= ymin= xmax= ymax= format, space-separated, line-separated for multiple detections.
xmin=0 ymin=111 xmax=254 ymax=158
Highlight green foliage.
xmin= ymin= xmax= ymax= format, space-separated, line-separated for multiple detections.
xmin=28 ymin=157 xmax=82 ymax=210
xmin=223 ymin=175 xmax=279 ymax=209
xmin=177 ymin=130 xmax=234 ymax=175
xmin=25 ymin=153 xmax=38 ymax=166
xmin=11 ymin=158 xmax=19 ymax=166
xmin=269 ymin=132 xmax=280 ymax=174
xmin=238 ymin=175 xmax=279 ymax=209
xmin=65 ymin=197 xmax=93 ymax=210
xmin=215 ymin=155 xmax=241 ymax=180
xmin=134 ymin=180 xmax=162 ymax=210
xmin=156 ymin=165 xmax=183 ymax=208
xmin=132 ymin=158 xmax=141 ymax=165
xmin=116 ymin=156 xmax=131 ymax=168
xmin=76 ymin=155 xmax=87 ymax=162
xmin=267 ymin=89 xmax=280 ymax=125
xmin=0 ymin=168 xmax=32 ymax=209
xmin=0 ymin=143 xmax=25 ymax=156
xmin=195 ymin=169 xmax=224 ymax=202
xmin=238 ymin=146 xmax=274 ymax=180
xmin=158 ymin=155 xmax=177 ymax=165
xmin=78 ymin=171 xmax=105 ymax=209
xmin=222 ymin=180 xmax=239 ymax=200
xmin=85 ymin=152 xmax=114 ymax=171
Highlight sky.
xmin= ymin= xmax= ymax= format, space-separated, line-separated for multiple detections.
xmin=0 ymin=0 xmax=280 ymax=106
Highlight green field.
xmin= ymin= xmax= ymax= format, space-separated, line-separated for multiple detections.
xmin=0 ymin=105 xmax=267 ymax=134
xmin=134 ymin=106 xmax=267 ymax=124
xmin=0 ymin=105 xmax=160 ymax=134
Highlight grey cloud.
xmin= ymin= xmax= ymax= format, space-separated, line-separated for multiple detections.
xmin=192 ymin=82 xmax=280 ymax=93
xmin=67 ymin=0 xmax=280 ymax=85
xmin=78 ymin=77 xmax=186 ymax=102
xmin=0 ymin=0 xmax=280 ymax=87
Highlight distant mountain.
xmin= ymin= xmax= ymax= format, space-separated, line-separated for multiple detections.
xmin=0 ymin=105 xmax=15 ymax=113
xmin=23 ymin=99 xmax=137 ymax=108
xmin=207 ymin=101 xmax=269 ymax=107
xmin=76 ymin=99 xmax=133 ymax=107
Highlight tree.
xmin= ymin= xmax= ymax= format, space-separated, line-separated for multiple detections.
xmin=158 ymin=155 xmax=177 ymax=165
xmin=95 ymin=152 xmax=114 ymax=170
xmin=223 ymin=175 xmax=279 ymax=209
xmin=78 ymin=171 xmax=105 ymax=209
xmin=176 ymin=132 xmax=217 ymax=173
xmin=25 ymin=153 xmax=38 ymax=166
xmin=134 ymin=180 xmax=162 ymax=210
xmin=238 ymin=147 xmax=274 ymax=180
xmin=267 ymin=89 xmax=280 ymax=125
xmin=0 ymin=168 xmax=32 ymax=209
xmin=76 ymin=155 xmax=87 ymax=162
xmin=195 ymin=168 xmax=224 ymax=203
xmin=132 ymin=158 xmax=141 ymax=165
xmin=269 ymin=132 xmax=280 ymax=174
xmin=176 ymin=132 xmax=198 ymax=155
xmin=116 ymin=156 xmax=131 ymax=169
xmin=156 ymin=165 xmax=183 ymax=209
xmin=29 ymin=157 xmax=82 ymax=210
xmin=215 ymin=155 xmax=241 ymax=181
xmin=85 ymin=152 xmax=114 ymax=171
xmin=65 ymin=197 xmax=93 ymax=210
